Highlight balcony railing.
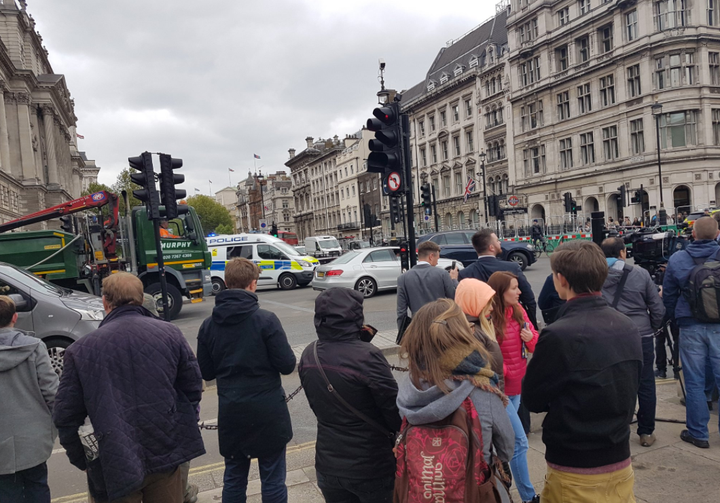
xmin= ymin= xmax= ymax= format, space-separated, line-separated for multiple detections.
xmin=338 ymin=221 xmax=361 ymax=230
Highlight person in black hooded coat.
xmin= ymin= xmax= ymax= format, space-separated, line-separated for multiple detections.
xmin=197 ymin=258 xmax=296 ymax=503
xmin=299 ymin=287 xmax=401 ymax=503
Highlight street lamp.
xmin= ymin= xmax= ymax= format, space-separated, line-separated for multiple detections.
xmin=255 ymin=170 xmax=265 ymax=221
xmin=651 ymin=101 xmax=667 ymax=225
xmin=477 ymin=149 xmax=488 ymax=226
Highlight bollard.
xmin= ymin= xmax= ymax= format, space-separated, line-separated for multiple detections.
xmin=591 ymin=211 xmax=606 ymax=246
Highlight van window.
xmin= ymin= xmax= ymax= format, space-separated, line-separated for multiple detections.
xmin=258 ymin=245 xmax=287 ymax=261
xmin=363 ymin=249 xmax=396 ymax=263
xmin=228 ymin=245 xmax=253 ymax=259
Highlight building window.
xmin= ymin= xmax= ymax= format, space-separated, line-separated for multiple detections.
xmin=627 ymin=64 xmax=641 ymax=98
xmin=421 ymin=148 xmax=427 ymax=167
xmin=580 ymin=132 xmax=595 ymax=164
xmin=577 ymin=36 xmax=590 ymax=63
xmin=630 ymin=119 xmax=645 ymax=154
xmin=600 ymin=74 xmax=616 ymax=106
xmin=440 ymin=110 xmax=447 ymax=127
xmin=431 ymin=145 xmax=437 ymax=163
xmin=519 ymin=57 xmax=541 ymax=87
xmin=520 ymin=100 xmax=543 ymax=131
xmin=711 ymin=0 xmax=719 ymax=26
xmin=626 ymin=10 xmax=638 ymax=41
xmin=654 ymin=0 xmax=687 ymax=31
xmin=455 ymin=173 xmax=463 ymax=195
xmin=556 ymin=45 xmax=569 ymax=71
xmin=599 ymin=25 xmax=613 ymax=53
xmin=558 ymin=6 xmax=570 ymax=26
xmin=659 ymin=110 xmax=697 ymax=148
xmin=453 ymin=136 xmax=461 ymax=157
xmin=518 ymin=18 xmax=539 ymax=44
xmin=466 ymin=131 xmax=474 ymax=152
xmin=559 ymin=138 xmax=573 ymax=170
xmin=442 ymin=141 xmax=448 ymax=160
xmin=711 ymin=52 xmax=720 ymax=85
xmin=655 ymin=57 xmax=666 ymax=89
xmin=465 ymin=99 xmax=472 ymax=118
xmin=579 ymin=0 xmax=591 ymax=15
xmin=557 ymin=91 xmax=570 ymax=120
xmin=452 ymin=104 xmax=460 ymax=122
xmin=485 ymin=106 xmax=504 ymax=128
xmin=577 ymin=83 xmax=592 ymax=114
xmin=656 ymin=52 xmax=695 ymax=88
xmin=602 ymin=125 xmax=619 ymax=161
xmin=443 ymin=175 xmax=451 ymax=197
xmin=523 ymin=145 xmax=546 ymax=176
xmin=712 ymin=109 xmax=720 ymax=145
xmin=419 ymin=120 xmax=425 ymax=136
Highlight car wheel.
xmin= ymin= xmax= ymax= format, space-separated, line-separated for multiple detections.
xmin=44 ymin=337 xmax=72 ymax=376
xmin=211 ymin=277 xmax=226 ymax=295
xmin=507 ymin=251 xmax=528 ymax=271
xmin=355 ymin=277 xmax=377 ymax=298
xmin=278 ymin=273 xmax=297 ymax=290
xmin=145 ymin=283 xmax=183 ymax=320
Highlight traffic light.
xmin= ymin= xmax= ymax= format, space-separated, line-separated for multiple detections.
xmin=631 ymin=190 xmax=641 ymax=204
xmin=367 ymin=101 xmax=402 ymax=174
xmin=59 ymin=215 xmax=73 ymax=233
xmin=563 ymin=192 xmax=572 ymax=213
xmin=488 ymin=195 xmax=496 ymax=217
xmin=420 ymin=183 xmax=432 ymax=215
xmin=399 ymin=242 xmax=409 ymax=271
xmin=158 ymin=154 xmax=186 ymax=220
xmin=129 ymin=152 xmax=160 ymax=220
xmin=617 ymin=185 xmax=627 ymax=207
xmin=571 ymin=199 xmax=578 ymax=215
xmin=363 ymin=203 xmax=372 ymax=226
xmin=270 ymin=222 xmax=278 ymax=237
xmin=389 ymin=196 xmax=401 ymax=224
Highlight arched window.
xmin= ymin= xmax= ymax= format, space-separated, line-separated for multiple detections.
xmin=487 ymin=176 xmax=495 ymax=195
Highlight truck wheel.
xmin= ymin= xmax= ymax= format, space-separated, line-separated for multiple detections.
xmin=507 ymin=252 xmax=528 ymax=271
xmin=145 ymin=283 xmax=183 ymax=320
xmin=278 ymin=273 xmax=297 ymax=290
xmin=211 ymin=277 xmax=226 ymax=295
xmin=44 ymin=337 xmax=72 ymax=376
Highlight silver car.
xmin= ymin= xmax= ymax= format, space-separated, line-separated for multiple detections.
xmin=311 ymin=247 xmax=463 ymax=298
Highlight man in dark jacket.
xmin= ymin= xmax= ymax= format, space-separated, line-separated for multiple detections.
xmin=299 ymin=288 xmax=401 ymax=503
xmin=522 ymin=241 xmax=642 ymax=501
xmin=663 ymin=216 xmax=720 ymax=448
xmin=197 ymin=258 xmax=296 ymax=503
xmin=450 ymin=228 xmax=538 ymax=329
xmin=53 ymin=273 xmax=204 ymax=503
xmin=601 ymin=237 xmax=665 ymax=447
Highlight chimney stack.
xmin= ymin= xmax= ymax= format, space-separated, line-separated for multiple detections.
xmin=305 ymin=137 xmax=314 ymax=148
xmin=288 ymin=148 xmax=296 ymax=158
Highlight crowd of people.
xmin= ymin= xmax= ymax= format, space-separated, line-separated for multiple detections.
xmin=1 ymin=219 xmax=719 ymax=503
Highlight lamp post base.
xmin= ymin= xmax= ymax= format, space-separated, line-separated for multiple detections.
xmin=659 ymin=208 xmax=668 ymax=226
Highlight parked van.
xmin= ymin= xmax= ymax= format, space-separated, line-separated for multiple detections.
xmin=304 ymin=236 xmax=342 ymax=263
xmin=207 ymin=233 xmax=319 ymax=293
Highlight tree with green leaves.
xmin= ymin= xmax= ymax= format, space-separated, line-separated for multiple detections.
xmin=186 ymin=194 xmax=234 ymax=235
xmin=215 ymin=223 xmax=234 ymax=235
xmin=112 ymin=168 xmax=142 ymax=214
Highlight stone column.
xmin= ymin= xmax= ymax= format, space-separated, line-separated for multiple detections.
xmin=16 ymin=93 xmax=37 ymax=182
xmin=41 ymin=105 xmax=59 ymax=186
xmin=0 ymin=87 xmax=13 ymax=175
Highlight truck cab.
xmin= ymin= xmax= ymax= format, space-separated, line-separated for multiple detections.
xmin=304 ymin=235 xmax=343 ymax=264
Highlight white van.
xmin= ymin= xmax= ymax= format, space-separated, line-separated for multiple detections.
xmin=207 ymin=234 xmax=319 ymax=293
xmin=304 ymin=236 xmax=342 ymax=262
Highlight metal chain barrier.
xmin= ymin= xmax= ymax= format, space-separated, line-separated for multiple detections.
xmin=390 ymin=364 xmax=409 ymax=372
xmin=285 ymin=385 xmax=304 ymax=402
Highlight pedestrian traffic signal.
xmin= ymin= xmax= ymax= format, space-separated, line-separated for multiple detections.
xmin=367 ymin=101 xmax=402 ymax=174
xmin=59 ymin=215 xmax=73 ymax=233
xmin=158 ymin=154 xmax=186 ymax=220
xmin=631 ymin=190 xmax=642 ymax=204
xmin=571 ymin=199 xmax=578 ymax=215
xmin=270 ymin=222 xmax=278 ymax=237
xmin=563 ymin=192 xmax=572 ymax=213
xmin=488 ymin=195 xmax=498 ymax=217
xmin=389 ymin=195 xmax=401 ymax=224
xmin=399 ymin=242 xmax=409 ymax=271
xmin=617 ymin=185 xmax=627 ymax=208
xmin=129 ymin=152 xmax=160 ymax=220
xmin=420 ymin=183 xmax=432 ymax=215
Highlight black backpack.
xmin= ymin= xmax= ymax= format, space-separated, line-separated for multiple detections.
xmin=683 ymin=249 xmax=720 ymax=323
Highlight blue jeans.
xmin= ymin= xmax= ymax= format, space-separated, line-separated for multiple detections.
xmin=637 ymin=337 xmax=657 ymax=436
xmin=222 ymin=447 xmax=287 ymax=503
xmin=679 ymin=323 xmax=720 ymax=441
xmin=316 ymin=472 xmax=394 ymax=503
xmin=507 ymin=394 xmax=536 ymax=502
xmin=0 ymin=462 xmax=51 ymax=503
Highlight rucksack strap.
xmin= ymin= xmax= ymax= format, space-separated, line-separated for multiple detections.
xmin=312 ymin=341 xmax=395 ymax=439
xmin=612 ymin=264 xmax=633 ymax=309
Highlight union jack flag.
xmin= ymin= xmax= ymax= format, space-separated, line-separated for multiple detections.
xmin=463 ymin=177 xmax=476 ymax=203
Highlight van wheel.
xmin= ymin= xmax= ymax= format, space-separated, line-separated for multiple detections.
xmin=145 ymin=283 xmax=183 ymax=320
xmin=211 ymin=277 xmax=226 ymax=295
xmin=44 ymin=337 xmax=72 ymax=376
xmin=278 ymin=273 xmax=297 ymax=290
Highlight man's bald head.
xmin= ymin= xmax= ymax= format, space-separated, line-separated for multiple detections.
xmin=693 ymin=216 xmax=719 ymax=240
xmin=102 ymin=272 xmax=144 ymax=310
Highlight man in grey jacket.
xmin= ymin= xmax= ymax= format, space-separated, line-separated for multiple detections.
xmin=396 ymin=241 xmax=455 ymax=331
xmin=601 ymin=237 xmax=665 ymax=447
xmin=0 ymin=295 xmax=59 ymax=502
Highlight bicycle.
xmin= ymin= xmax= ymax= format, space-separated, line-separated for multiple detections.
xmin=533 ymin=237 xmax=559 ymax=258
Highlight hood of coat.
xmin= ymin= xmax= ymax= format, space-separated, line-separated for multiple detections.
xmin=0 ymin=327 xmax=40 ymax=372
xmin=604 ymin=259 xmax=628 ymax=287
xmin=396 ymin=375 xmax=475 ymax=425
xmin=212 ymin=289 xmax=259 ymax=325
xmin=686 ymin=239 xmax=720 ymax=259
xmin=314 ymin=287 xmax=364 ymax=341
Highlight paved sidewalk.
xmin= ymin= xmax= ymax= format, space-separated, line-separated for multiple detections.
xmin=196 ymin=378 xmax=720 ymax=503
xmin=289 ymin=329 xmax=399 ymax=364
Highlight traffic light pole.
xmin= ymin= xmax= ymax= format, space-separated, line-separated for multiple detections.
xmin=431 ymin=185 xmax=439 ymax=232
xmin=401 ymin=114 xmax=416 ymax=267
xmin=152 ymin=218 xmax=171 ymax=321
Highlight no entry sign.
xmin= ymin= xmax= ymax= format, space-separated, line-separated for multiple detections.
xmin=387 ymin=172 xmax=402 ymax=193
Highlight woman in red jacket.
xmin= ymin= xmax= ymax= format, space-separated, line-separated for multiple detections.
xmin=488 ymin=271 xmax=539 ymax=503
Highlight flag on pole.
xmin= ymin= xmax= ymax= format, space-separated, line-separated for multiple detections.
xmin=76 ymin=133 xmax=85 ymax=139
xmin=463 ymin=177 xmax=476 ymax=203
xmin=228 ymin=168 xmax=235 ymax=172
xmin=194 ymin=188 xmax=200 ymax=192
xmin=253 ymin=154 xmax=261 ymax=159
xmin=209 ymin=180 xmax=212 ymax=183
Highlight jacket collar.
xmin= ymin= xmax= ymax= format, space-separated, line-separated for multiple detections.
xmin=555 ymin=293 xmax=606 ymax=320
xmin=100 ymin=305 xmax=155 ymax=327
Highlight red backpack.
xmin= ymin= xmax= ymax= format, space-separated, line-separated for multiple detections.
xmin=394 ymin=397 xmax=510 ymax=503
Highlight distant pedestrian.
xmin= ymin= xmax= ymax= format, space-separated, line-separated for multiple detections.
xmin=0 ymin=295 xmax=59 ymax=503
xmin=633 ymin=217 xmax=641 ymax=227
xmin=299 ymin=288 xmax=400 ymax=503
xmin=624 ymin=216 xmax=631 ymax=227
xmin=53 ymin=273 xmax=205 ymax=503
xmin=487 ymin=271 xmax=540 ymax=503
xmin=663 ymin=216 xmax=720 ymax=448
xmin=396 ymin=241 xmax=455 ymax=333
xmin=531 ymin=219 xmax=545 ymax=246
xmin=601 ymin=237 xmax=665 ymax=447
xmin=523 ymin=241 xmax=642 ymax=502
xmin=197 ymin=258 xmax=296 ymax=502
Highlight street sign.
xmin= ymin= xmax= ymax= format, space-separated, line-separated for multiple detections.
xmin=382 ymin=177 xmax=389 ymax=195
xmin=424 ymin=215 xmax=430 ymax=222
xmin=387 ymin=171 xmax=402 ymax=193
xmin=508 ymin=195 xmax=519 ymax=207
xmin=259 ymin=219 xmax=267 ymax=229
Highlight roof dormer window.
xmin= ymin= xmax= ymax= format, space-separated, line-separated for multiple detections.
xmin=440 ymin=73 xmax=449 ymax=84
xmin=454 ymin=65 xmax=464 ymax=76
xmin=469 ymin=56 xmax=479 ymax=68
xmin=427 ymin=80 xmax=436 ymax=91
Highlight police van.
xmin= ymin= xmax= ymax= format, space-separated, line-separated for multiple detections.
xmin=206 ymin=233 xmax=319 ymax=293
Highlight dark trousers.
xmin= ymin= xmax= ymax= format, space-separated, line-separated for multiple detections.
xmin=0 ymin=462 xmax=51 ymax=503
xmin=637 ymin=337 xmax=657 ymax=436
xmin=316 ymin=472 xmax=394 ymax=503
xmin=222 ymin=447 xmax=287 ymax=503
xmin=656 ymin=321 xmax=679 ymax=374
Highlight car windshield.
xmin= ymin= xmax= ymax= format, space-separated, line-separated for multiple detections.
xmin=274 ymin=241 xmax=303 ymax=257
xmin=0 ymin=263 xmax=67 ymax=295
xmin=329 ymin=251 xmax=360 ymax=264
xmin=319 ymin=239 xmax=340 ymax=249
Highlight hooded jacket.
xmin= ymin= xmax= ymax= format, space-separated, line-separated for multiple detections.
xmin=298 ymin=288 xmax=401 ymax=480
xmin=601 ymin=259 xmax=665 ymax=336
xmin=197 ymin=289 xmax=296 ymax=459
xmin=0 ymin=327 xmax=58 ymax=475
xmin=663 ymin=239 xmax=720 ymax=324
xmin=396 ymin=377 xmax=514 ymax=465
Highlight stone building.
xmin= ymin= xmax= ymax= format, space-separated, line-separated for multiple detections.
xmin=0 ymin=0 xmax=99 ymax=225
xmin=262 ymin=171 xmax=295 ymax=234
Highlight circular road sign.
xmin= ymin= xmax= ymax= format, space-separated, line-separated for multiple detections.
xmin=387 ymin=172 xmax=402 ymax=193
xmin=424 ymin=215 xmax=430 ymax=222
xmin=508 ymin=195 xmax=519 ymax=207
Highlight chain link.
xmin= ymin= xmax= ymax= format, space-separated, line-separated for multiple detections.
xmin=285 ymin=385 xmax=304 ymax=402
xmin=198 ymin=421 xmax=218 ymax=431
xmin=390 ymin=364 xmax=409 ymax=372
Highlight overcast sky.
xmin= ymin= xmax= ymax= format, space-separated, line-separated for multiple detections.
xmin=30 ymin=0 xmax=496 ymax=194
